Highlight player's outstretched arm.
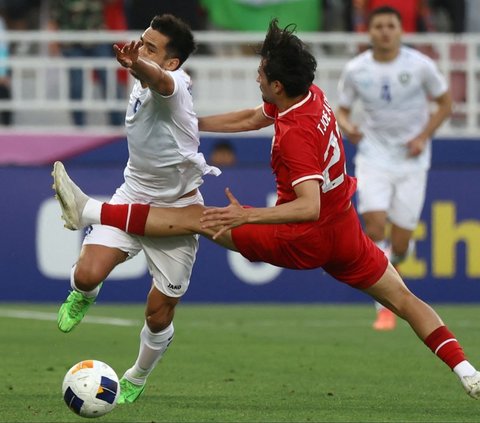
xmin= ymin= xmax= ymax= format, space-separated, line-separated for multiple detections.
xmin=201 ymin=181 xmax=321 ymax=239
xmin=198 ymin=105 xmax=273 ymax=133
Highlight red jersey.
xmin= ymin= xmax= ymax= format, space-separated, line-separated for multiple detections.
xmin=263 ymin=84 xmax=356 ymax=225
xmin=231 ymin=84 xmax=388 ymax=288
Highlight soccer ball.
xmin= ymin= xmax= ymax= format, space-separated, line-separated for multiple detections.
xmin=62 ymin=360 xmax=120 ymax=418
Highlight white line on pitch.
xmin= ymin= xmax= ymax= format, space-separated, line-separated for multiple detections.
xmin=0 ymin=309 xmax=139 ymax=327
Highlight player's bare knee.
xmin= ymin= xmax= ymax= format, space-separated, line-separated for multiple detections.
xmin=73 ymin=264 xmax=105 ymax=290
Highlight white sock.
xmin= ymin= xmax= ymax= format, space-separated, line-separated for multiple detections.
xmin=454 ymin=360 xmax=477 ymax=378
xmin=82 ymin=198 xmax=103 ymax=227
xmin=124 ymin=322 xmax=174 ymax=385
xmin=70 ymin=264 xmax=100 ymax=298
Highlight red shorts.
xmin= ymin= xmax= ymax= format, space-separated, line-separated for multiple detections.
xmin=231 ymin=205 xmax=388 ymax=289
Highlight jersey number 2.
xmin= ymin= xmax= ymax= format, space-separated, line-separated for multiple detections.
xmin=322 ymin=124 xmax=345 ymax=193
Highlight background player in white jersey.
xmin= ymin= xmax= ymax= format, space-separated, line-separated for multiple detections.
xmin=336 ymin=6 xmax=452 ymax=331
xmin=56 ymin=14 xmax=220 ymax=403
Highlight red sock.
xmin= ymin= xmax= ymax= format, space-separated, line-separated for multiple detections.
xmin=100 ymin=203 xmax=150 ymax=236
xmin=424 ymin=326 xmax=466 ymax=370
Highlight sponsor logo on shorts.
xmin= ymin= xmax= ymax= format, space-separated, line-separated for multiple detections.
xmin=167 ymin=283 xmax=182 ymax=290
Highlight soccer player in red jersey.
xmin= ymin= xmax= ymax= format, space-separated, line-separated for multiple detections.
xmin=53 ymin=19 xmax=480 ymax=399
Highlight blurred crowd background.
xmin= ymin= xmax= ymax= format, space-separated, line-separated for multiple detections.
xmin=0 ymin=0 xmax=478 ymax=128
xmin=0 ymin=0 xmax=477 ymax=35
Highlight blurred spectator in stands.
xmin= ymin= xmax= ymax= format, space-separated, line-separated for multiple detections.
xmin=341 ymin=0 xmax=355 ymax=31
xmin=201 ymin=0 xmax=323 ymax=32
xmin=1 ymin=0 xmax=41 ymax=55
xmin=104 ymin=0 xmax=129 ymax=111
xmin=2 ymin=0 xmax=40 ymax=31
xmin=124 ymin=0 xmax=207 ymax=31
xmin=322 ymin=0 xmax=349 ymax=31
xmin=465 ymin=0 xmax=480 ymax=32
xmin=48 ymin=0 xmax=125 ymax=126
xmin=429 ymin=0 xmax=465 ymax=33
xmin=105 ymin=0 xmax=127 ymax=31
xmin=0 ymin=10 xmax=11 ymax=125
xmin=353 ymin=0 xmax=434 ymax=33
xmin=209 ymin=140 xmax=237 ymax=167
xmin=424 ymin=1 xmax=466 ymax=107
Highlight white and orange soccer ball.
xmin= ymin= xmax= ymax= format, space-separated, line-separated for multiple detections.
xmin=62 ymin=360 xmax=120 ymax=418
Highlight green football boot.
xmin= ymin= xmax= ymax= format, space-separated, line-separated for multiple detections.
xmin=57 ymin=288 xmax=99 ymax=333
xmin=117 ymin=377 xmax=146 ymax=404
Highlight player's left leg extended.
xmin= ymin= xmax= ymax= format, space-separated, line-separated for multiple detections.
xmin=364 ymin=263 xmax=480 ymax=399
xmin=52 ymin=160 xmax=238 ymax=250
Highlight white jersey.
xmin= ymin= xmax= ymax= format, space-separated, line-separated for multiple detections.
xmin=118 ymin=69 xmax=220 ymax=205
xmin=338 ymin=46 xmax=448 ymax=172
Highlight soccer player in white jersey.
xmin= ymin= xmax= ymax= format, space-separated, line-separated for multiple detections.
xmin=56 ymin=14 xmax=220 ymax=403
xmin=336 ymin=6 xmax=452 ymax=331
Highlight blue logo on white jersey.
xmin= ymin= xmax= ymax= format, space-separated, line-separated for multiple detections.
xmin=133 ymin=98 xmax=142 ymax=113
xmin=381 ymin=82 xmax=391 ymax=102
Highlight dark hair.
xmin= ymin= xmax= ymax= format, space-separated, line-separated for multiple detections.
xmin=259 ymin=19 xmax=316 ymax=98
xmin=150 ymin=14 xmax=197 ymax=68
xmin=367 ymin=6 xmax=402 ymax=28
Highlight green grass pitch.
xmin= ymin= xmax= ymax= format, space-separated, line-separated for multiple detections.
xmin=1 ymin=303 xmax=479 ymax=422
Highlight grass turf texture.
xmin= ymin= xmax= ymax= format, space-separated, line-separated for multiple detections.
xmin=1 ymin=303 xmax=479 ymax=422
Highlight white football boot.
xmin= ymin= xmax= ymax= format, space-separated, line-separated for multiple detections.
xmin=52 ymin=161 xmax=89 ymax=230
xmin=461 ymin=371 xmax=480 ymax=399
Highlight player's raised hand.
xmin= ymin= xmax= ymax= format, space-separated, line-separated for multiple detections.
xmin=200 ymin=188 xmax=248 ymax=239
xmin=113 ymin=40 xmax=142 ymax=68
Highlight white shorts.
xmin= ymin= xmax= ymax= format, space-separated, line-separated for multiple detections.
xmin=355 ymin=162 xmax=427 ymax=231
xmin=83 ymin=191 xmax=203 ymax=298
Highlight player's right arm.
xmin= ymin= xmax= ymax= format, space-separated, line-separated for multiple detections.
xmin=198 ymin=106 xmax=273 ymax=133
xmin=200 ymin=181 xmax=321 ymax=239
xmin=336 ymin=106 xmax=363 ymax=145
